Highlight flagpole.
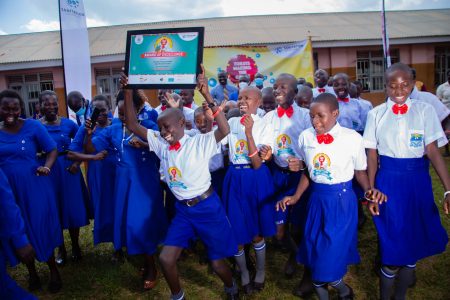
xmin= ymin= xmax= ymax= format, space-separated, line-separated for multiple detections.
xmin=381 ymin=0 xmax=391 ymax=69
xmin=58 ymin=0 xmax=69 ymax=117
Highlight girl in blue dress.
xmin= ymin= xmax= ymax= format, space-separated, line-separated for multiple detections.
xmin=38 ymin=90 xmax=90 ymax=265
xmin=0 ymin=89 xmax=62 ymax=292
xmin=85 ymin=95 xmax=168 ymax=290
xmin=363 ymin=63 xmax=450 ymax=300
xmin=68 ymin=95 xmax=117 ymax=246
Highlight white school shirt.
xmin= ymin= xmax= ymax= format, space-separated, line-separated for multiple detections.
xmin=363 ymin=98 xmax=447 ymax=158
xmin=298 ymin=122 xmax=367 ymax=184
xmin=257 ymin=107 xmax=266 ymax=118
xmin=312 ymin=86 xmax=336 ymax=98
xmin=146 ymin=130 xmax=217 ymax=200
xmin=185 ymin=128 xmax=224 ymax=172
xmin=263 ymin=105 xmax=312 ymax=168
xmin=410 ymin=86 xmax=450 ymax=122
xmin=223 ymin=114 xmax=274 ymax=165
xmin=337 ymin=98 xmax=362 ymax=131
xmin=357 ymin=97 xmax=373 ymax=131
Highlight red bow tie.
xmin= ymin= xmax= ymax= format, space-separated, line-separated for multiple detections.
xmin=277 ymin=105 xmax=294 ymax=118
xmin=392 ymin=103 xmax=408 ymax=115
xmin=168 ymin=141 xmax=181 ymax=151
xmin=318 ymin=88 xmax=326 ymax=93
xmin=161 ymin=105 xmax=167 ymax=111
xmin=317 ymin=133 xmax=334 ymax=144
xmin=338 ymin=97 xmax=349 ymax=103
xmin=184 ymin=103 xmax=192 ymax=109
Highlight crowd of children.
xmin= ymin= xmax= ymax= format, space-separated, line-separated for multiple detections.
xmin=0 ymin=63 xmax=449 ymax=300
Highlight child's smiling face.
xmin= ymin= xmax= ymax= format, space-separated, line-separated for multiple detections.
xmin=238 ymin=87 xmax=261 ymax=115
xmin=385 ymin=69 xmax=414 ymax=104
xmin=309 ymin=102 xmax=338 ymax=135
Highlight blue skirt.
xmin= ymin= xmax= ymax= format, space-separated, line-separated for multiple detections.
xmin=222 ymin=164 xmax=276 ymax=245
xmin=113 ymin=165 xmax=168 ymax=255
xmin=270 ymin=165 xmax=305 ymax=225
xmin=374 ymin=156 xmax=448 ymax=266
xmin=87 ymin=157 xmax=116 ymax=245
xmin=297 ymin=181 xmax=360 ymax=282
xmin=49 ymin=156 xmax=90 ymax=229
xmin=1 ymin=163 xmax=62 ymax=264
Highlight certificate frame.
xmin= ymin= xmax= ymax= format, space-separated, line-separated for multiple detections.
xmin=124 ymin=27 xmax=204 ymax=89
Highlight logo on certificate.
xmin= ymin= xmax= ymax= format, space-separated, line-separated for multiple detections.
xmin=168 ymin=167 xmax=187 ymax=189
xmin=134 ymin=35 xmax=143 ymax=45
xmin=234 ymin=140 xmax=249 ymax=160
xmin=312 ymin=153 xmax=332 ymax=180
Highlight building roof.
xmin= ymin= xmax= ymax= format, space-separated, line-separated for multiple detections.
xmin=1 ymin=9 xmax=449 ymax=67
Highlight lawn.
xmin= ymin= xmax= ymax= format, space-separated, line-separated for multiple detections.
xmin=8 ymin=156 xmax=450 ymax=300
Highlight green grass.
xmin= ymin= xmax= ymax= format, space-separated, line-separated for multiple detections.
xmin=8 ymin=156 xmax=450 ymax=300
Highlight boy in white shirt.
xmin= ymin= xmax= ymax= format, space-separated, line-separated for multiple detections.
xmin=121 ymin=67 xmax=239 ymax=300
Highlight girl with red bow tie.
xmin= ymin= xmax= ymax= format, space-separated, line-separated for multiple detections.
xmin=363 ymin=63 xmax=450 ymax=300
xmin=277 ymin=93 xmax=386 ymax=300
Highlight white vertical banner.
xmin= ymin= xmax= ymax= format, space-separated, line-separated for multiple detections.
xmin=59 ymin=0 xmax=92 ymax=114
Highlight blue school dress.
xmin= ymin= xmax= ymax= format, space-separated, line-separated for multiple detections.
xmin=364 ymin=98 xmax=448 ymax=266
xmin=222 ymin=115 xmax=276 ymax=245
xmin=92 ymin=119 xmax=168 ymax=255
xmin=69 ymin=124 xmax=117 ymax=245
xmin=0 ymin=119 xmax=62 ymax=263
xmin=0 ymin=168 xmax=37 ymax=300
xmin=42 ymin=118 xmax=90 ymax=229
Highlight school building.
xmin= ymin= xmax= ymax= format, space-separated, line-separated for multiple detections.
xmin=0 ymin=9 xmax=449 ymax=117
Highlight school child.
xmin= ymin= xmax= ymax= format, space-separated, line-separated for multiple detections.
xmin=261 ymin=87 xmax=276 ymax=114
xmin=363 ymin=63 xmax=450 ymax=300
xmin=68 ymin=95 xmax=116 ymax=246
xmin=312 ymin=69 xmax=335 ymax=98
xmin=38 ymin=90 xmax=90 ymax=266
xmin=0 ymin=167 xmax=37 ymax=300
xmin=277 ymin=93 xmax=386 ymax=300
xmin=295 ymin=85 xmax=313 ymax=109
xmin=84 ymin=94 xmax=167 ymax=290
xmin=0 ymin=89 xmax=62 ymax=292
xmin=221 ymin=85 xmax=276 ymax=294
xmin=180 ymin=89 xmax=199 ymax=110
xmin=264 ymin=74 xmax=312 ymax=282
xmin=121 ymin=66 xmax=240 ymax=300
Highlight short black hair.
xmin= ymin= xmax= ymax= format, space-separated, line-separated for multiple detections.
xmin=39 ymin=90 xmax=57 ymax=104
xmin=92 ymin=94 xmax=111 ymax=109
xmin=312 ymin=92 xmax=339 ymax=111
xmin=115 ymin=89 xmax=142 ymax=110
xmin=385 ymin=63 xmax=413 ymax=83
xmin=277 ymin=73 xmax=298 ymax=93
xmin=67 ymin=91 xmax=84 ymax=101
xmin=0 ymin=89 xmax=25 ymax=110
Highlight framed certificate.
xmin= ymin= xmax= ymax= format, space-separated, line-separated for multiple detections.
xmin=124 ymin=27 xmax=204 ymax=89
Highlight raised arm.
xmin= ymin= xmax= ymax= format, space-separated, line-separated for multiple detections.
xmin=197 ymin=64 xmax=229 ymax=142
xmin=120 ymin=73 xmax=150 ymax=141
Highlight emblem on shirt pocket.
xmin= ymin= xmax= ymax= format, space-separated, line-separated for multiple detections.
xmin=312 ymin=153 xmax=332 ymax=180
xmin=234 ymin=139 xmax=249 ymax=160
xmin=408 ymin=130 xmax=424 ymax=148
xmin=276 ymin=134 xmax=295 ymax=157
xmin=168 ymin=167 xmax=187 ymax=189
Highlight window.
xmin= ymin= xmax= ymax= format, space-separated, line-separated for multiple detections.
xmin=7 ymin=73 xmax=54 ymax=117
xmin=435 ymin=46 xmax=450 ymax=88
xmin=356 ymin=49 xmax=399 ymax=92
xmin=95 ymin=67 xmax=122 ymax=108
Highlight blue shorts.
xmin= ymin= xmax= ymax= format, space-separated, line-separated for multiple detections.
xmin=164 ymin=192 xmax=238 ymax=260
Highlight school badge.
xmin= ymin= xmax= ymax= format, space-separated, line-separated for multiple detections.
xmin=168 ymin=167 xmax=187 ymax=189
xmin=312 ymin=153 xmax=332 ymax=180
xmin=409 ymin=132 xmax=424 ymax=148
xmin=276 ymin=134 xmax=295 ymax=157
xmin=234 ymin=139 xmax=249 ymax=160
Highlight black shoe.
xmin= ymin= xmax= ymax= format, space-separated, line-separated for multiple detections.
xmin=55 ymin=251 xmax=67 ymax=266
xmin=292 ymin=281 xmax=314 ymax=298
xmin=338 ymin=285 xmax=354 ymax=300
xmin=28 ymin=275 xmax=41 ymax=291
xmin=48 ymin=279 xmax=62 ymax=293
xmin=253 ymin=281 xmax=265 ymax=292
xmin=242 ymin=283 xmax=254 ymax=295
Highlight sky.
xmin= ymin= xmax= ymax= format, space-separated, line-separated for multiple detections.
xmin=0 ymin=0 xmax=449 ymax=35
